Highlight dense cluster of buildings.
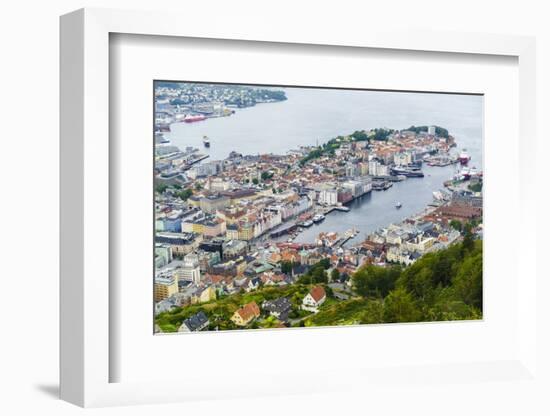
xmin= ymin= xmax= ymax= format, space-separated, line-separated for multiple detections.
xmin=154 ymin=82 xmax=287 ymax=132
xmin=154 ymin=90 xmax=482 ymax=331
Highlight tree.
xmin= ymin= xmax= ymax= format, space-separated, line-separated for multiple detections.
xmin=155 ymin=183 xmax=168 ymax=194
xmin=359 ymin=300 xmax=385 ymax=324
xmin=252 ymin=178 xmax=259 ymax=185
xmin=449 ymin=219 xmax=462 ymax=232
xmin=175 ymin=188 xmax=193 ymax=201
xmin=261 ymin=171 xmax=273 ymax=181
xmin=280 ymin=260 xmax=293 ymax=274
xmin=468 ymin=182 xmax=482 ymax=192
xmin=383 ymin=288 xmax=420 ymax=323
xmin=330 ymin=268 xmax=340 ymax=282
xmin=453 ymin=251 xmax=483 ymax=309
xmin=462 ymin=223 xmax=475 ymax=253
xmin=353 ymin=264 xmax=399 ymax=298
xmin=351 ymin=130 xmax=369 ymax=141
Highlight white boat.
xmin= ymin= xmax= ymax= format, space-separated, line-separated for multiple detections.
xmin=395 ymin=202 xmax=402 ymax=209
xmin=335 ymin=206 xmax=350 ymax=212
xmin=312 ymin=214 xmax=325 ymax=223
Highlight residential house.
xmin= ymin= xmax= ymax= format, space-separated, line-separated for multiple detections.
xmin=178 ymin=311 xmax=210 ymax=332
xmin=262 ymin=297 xmax=292 ymax=321
xmin=231 ymin=301 xmax=261 ymax=326
xmin=302 ymin=286 xmax=327 ymax=312
xmin=191 ymin=286 xmax=216 ymax=304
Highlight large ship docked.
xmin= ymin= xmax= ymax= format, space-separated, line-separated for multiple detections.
xmin=458 ymin=149 xmax=471 ymax=165
xmin=390 ymin=166 xmax=424 ymax=178
xmin=184 ymin=114 xmax=206 ymax=123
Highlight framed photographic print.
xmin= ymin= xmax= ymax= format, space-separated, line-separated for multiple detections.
xmin=152 ymin=81 xmax=484 ymax=334
xmin=60 ymin=8 xmax=540 ymax=409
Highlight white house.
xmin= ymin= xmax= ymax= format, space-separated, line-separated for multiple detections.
xmin=302 ymin=286 xmax=327 ymax=312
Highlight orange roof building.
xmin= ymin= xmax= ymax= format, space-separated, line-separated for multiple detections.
xmin=231 ymin=301 xmax=261 ymax=326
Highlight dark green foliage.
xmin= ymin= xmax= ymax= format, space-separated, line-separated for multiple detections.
xmin=449 ymin=219 xmax=463 ymax=232
xmin=296 ymin=259 xmax=330 ymax=285
xmin=406 ymin=125 xmax=449 ymax=138
xmin=370 ymin=128 xmax=395 ymax=141
xmin=353 ymin=240 xmax=482 ymax=323
xmin=383 ymin=287 xmax=421 ymax=323
xmin=358 ymin=300 xmax=385 ymax=324
xmin=353 ymin=264 xmax=400 ymax=298
xmin=468 ymin=182 xmax=483 ymax=192
xmin=157 ymin=241 xmax=482 ymax=331
xmin=351 ymin=130 xmax=369 ymax=141
xmin=261 ymin=171 xmax=274 ymax=181
xmin=175 ymin=188 xmax=193 ymax=201
xmin=280 ymin=260 xmax=293 ymax=274
xmin=155 ymin=183 xmax=169 ymax=194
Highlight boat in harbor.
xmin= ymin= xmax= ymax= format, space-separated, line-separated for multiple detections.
xmin=312 ymin=214 xmax=325 ymax=223
xmin=302 ymin=220 xmax=314 ymax=227
xmin=334 ymin=206 xmax=350 ymax=212
xmin=202 ymin=135 xmax=210 ymax=147
xmin=390 ymin=166 xmax=424 ymax=178
xmin=183 ymin=114 xmax=206 ymax=123
xmin=395 ymin=202 xmax=402 ymax=209
xmin=458 ymin=149 xmax=471 ymax=165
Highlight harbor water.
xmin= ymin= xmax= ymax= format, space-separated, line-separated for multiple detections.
xmin=165 ymin=87 xmax=483 ymax=243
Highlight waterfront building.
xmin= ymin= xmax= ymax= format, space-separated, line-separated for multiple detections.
xmin=342 ymin=178 xmax=372 ymax=197
xmin=368 ymin=160 xmax=380 ymax=176
xmin=358 ymin=162 xmax=369 ymax=175
xmin=188 ymin=160 xmax=224 ymax=179
xmin=394 ymin=152 xmax=413 ymax=166
xmin=319 ymin=188 xmax=338 ymax=206
xmin=337 ymin=189 xmax=353 ymax=204
xmin=345 ymin=163 xmax=357 ymax=177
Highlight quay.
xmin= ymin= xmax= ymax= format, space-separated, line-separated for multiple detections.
xmin=182 ymin=154 xmax=209 ymax=170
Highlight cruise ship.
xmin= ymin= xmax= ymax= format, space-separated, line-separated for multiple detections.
xmin=184 ymin=114 xmax=206 ymax=123
xmin=390 ymin=166 xmax=424 ymax=178
xmin=458 ymin=149 xmax=471 ymax=165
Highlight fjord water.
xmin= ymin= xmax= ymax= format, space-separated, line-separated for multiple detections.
xmin=166 ymin=87 xmax=483 ymax=242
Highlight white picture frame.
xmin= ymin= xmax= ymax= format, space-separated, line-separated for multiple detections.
xmin=60 ymin=8 xmax=539 ymax=408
